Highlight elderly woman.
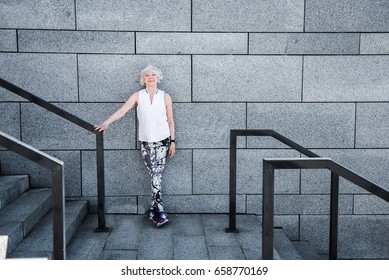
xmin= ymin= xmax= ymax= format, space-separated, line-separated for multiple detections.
xmin=94 ymin=65 xmax=175 ymax=227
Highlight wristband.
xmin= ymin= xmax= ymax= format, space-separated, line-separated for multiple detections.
xmin=170 ymin=139 xmax=175 ymax=143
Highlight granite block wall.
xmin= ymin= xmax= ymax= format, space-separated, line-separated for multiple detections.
xmin=0 ymin=0 xmax=388 ymax=258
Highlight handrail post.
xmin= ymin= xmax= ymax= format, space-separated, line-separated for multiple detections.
xmin=329 ymin=172 xmax=339 ymax=260
xmin=95 ymin=133 xmax=109 ymax=232
xmin=262 ymin=160 xmax=274 ymax=260
xmin=226 ymin=130 xmax=238 ymax=232
xmin=52 ymin=164 xmax=66 ymax=260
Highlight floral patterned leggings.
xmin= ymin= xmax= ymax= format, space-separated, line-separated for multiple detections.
xmin=140 ymin=138 xmax=170 ymax=212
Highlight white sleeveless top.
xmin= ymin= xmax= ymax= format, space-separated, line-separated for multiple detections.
xmin=137 ymin=89 xmax=170 ymax=142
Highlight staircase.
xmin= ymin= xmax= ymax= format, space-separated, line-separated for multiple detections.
xmin=0 ymin=175 xmax=87 ymax=260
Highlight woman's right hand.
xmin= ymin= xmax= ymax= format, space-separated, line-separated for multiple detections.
xmin=93 ymin=123 xmax=109 ymax=134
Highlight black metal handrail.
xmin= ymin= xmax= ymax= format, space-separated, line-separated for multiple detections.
xmin=262 ymin=157 xmax=389 ymax=260
xmin=0 ymin=78 xmax=108 ymax=232
xmin=227 ymin=129 xmax=320 ymax=232
xmin=0 ymin=131 xmax=65 ymax=260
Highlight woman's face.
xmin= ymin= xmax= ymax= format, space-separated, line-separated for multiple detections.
xmin=144 ymin=71 xmax=158 ymax=86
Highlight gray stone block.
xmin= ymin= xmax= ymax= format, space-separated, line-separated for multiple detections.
xmin=174 ymin=103 xmax=246 ymax=148
xmin=274 ymin=215 xmax=299 ymax=241
xmin=139 ymin=194 xmax=246 ymax=214
xmin=20 ymin=102 xmax=136 ymax=150
xmin=138 ymin=227 xmax=173 ymax=259
xmin=354 ymin=195 xmax=389 ymax=215
xmin=66 ymin=215 xmax=109 ymax=260
xmin=193 ymin=149 xmax=300 ymax=195
xmin=238 ymin=150 xmax=301 ymax=194
xmin=78 ymin=54 xmax=191 ymax=102
xmin=300 ymin=215 xmax=389 ymax=259
xmin=0 ymin=30 xmax=16 ymax=51
xmin=0 ymin=150 xmax=81 ymax=196
xmin=193 ymin=55 xmax=302 ymax=102
xmin=84 ymin=196 xmax=137 ymax=214
xmin=174 ymin=235 xmax=209 ymax=260
xmin=20 ymin=103 xmax=95 ymax=150
xmin=209 ymin=246 xmax=245 ymax=260
xmin=192 ymin=0 xmax=304 ymax=32
xmin=303 ymin=56 xmax=389 ymax=102
xmin=170 ymin=214 xmax=204 ymax=236
xmin=99 ymin=250 xmax=137 ymax=260
xmin=104 ymin=215 xmax=142 ymax=249
xmin=301 ymin=149 xmax=389 ymax=195
xmin=82 ymin=149 xmax=192 ymax=197
xmin=0 ymin=0 xmax=75 ymax=29
xmin=0 ymin=53 xmax=77 ymax=102
xmin=305 ymin=0 xmax=389 ymax=32
xmin=77 ymin=0 xmax=191 ymax=31
xmin=247 ymin=103 xmax=355 ymax=148
xmin=361 ymin=33 xmax=389 ymax=54
xmin=249 ymin=33 xmax=359 ymax=54
xmin=0 ymin=103 xmax=20 ymax=140
xmin=356 ymin=103 xmax=389 ymax=148
xmin=275 ymin=194 xmax=352 ymax=215
xmin=137 ymin=32 xmax=247 ymax=54
xmin=18 ymin=30 xmax=135 ymax=54
xmin=246 ymin=194 xmax=352 ymax=215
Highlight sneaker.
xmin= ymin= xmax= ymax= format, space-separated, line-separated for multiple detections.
xmin=153 ymin=211 xmax=169 ymax=227
xmin=145 ymin=207 xmax=157 ymax=220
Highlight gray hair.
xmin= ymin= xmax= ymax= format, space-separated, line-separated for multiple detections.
xmin=139 ymin=65 xmax=163 ymax=86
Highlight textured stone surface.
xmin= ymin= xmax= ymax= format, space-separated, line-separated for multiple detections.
xmin=20 ymin=104 xmax=96 ymax=150
xmin=174 ymin=103 xmax=246 ymax=148
xmin=305 ymin=0 xmax=389 ymax=32
xmin=249 ymin=33 xmax=359 ymax=54
xmin=356 ymin=103 xmax=389 ymax=148
xmin=354 ymin=195 xmax=389 ymax=215
xmin=361 ymin=33 xmax=389 ymax=54
xmin=139 ymin=194 xmax=246 ymax=214
xmin=193 ymin=149 xmax=301 ymax=195
xmin=193 ymin=55 xmax=302 ymax=102
xmin=0 ymin=0 xmax=75 ymax=29
xmin=301 ymin=149 xmax=389 ymax=194
xmin=193 ymin=0 xmax=304 ymax=32
xmin=82 ymin=149 xmax=192 ymax=197
xmin=78 ymin=54 xmax=191 ymax=102
xmin=174 ymin=235 xmax=209 ymax=259
xmin=247 ymin=103 xmax=355 ymax=148
xmin=301 ymin=215 xmax=389 ymax=259
xmin=20 ymin=102 xmax=136 ymax=150
xmin=246 ymin=194 xmax=352 ymax=215
xmin=77 ymin=0 xmax=191 ymax=31
xmin=303 ymin=56 xmax=389 ymax=102
xmin=0 ymin=30 xmax=16 ymax=52
xmin=0 ymin=103 xmax=20 ymax=140
xmin=0 ymin=150 xmax=81 ymax=196
xmin=19 ymin=30 xmax=135 ymax=54
xmin=137 ymin=32 xmax=247 ymax=54
xmin=0 ymin=53 xmax=77 ymax=102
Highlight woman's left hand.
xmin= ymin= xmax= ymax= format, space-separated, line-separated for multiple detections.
xmin=168 ymin=142 xmax=175 ymax=158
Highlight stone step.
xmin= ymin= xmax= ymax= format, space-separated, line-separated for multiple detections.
xmin=292 ymin=241 xmax=324 ymax=260
xmin=8 ymin=200 xmax=88 ymax=259
xmin=0 ymin=175 xmax=30 ymax=211
xmin=273 ymin=228 xmax=303 ymax=260
xmin=0 ymin=188 xmax=52 ymax=255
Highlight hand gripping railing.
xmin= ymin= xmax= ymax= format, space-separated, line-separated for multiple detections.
xmin=0 ymin=131 xmax=65 ymax=259
xmin=262 ymin=157 xmax=389 ymax=260
xmin=227 ymin=129 xmax=320 ymax=232
xmin=0 ymin=78 xmax=108 ymax=233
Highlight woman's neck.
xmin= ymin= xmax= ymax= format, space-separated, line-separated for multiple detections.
xmin=145 ymin=85 xmax=157 ymax=95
